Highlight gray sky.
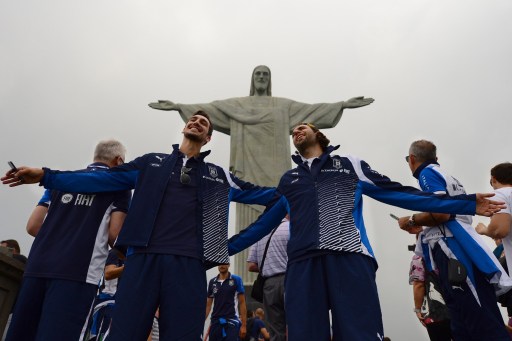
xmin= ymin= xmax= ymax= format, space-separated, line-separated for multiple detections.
xmin=1 ymin=1 xmax=511 ymax=339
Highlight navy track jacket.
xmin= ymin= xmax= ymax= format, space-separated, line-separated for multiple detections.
xmin=229 ymin=145 xmax=477 ymax=264
xmin=40 ymin=144 xmax=276 ymax=267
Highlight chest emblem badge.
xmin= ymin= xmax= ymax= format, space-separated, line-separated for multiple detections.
xmin=333 ymin=159 xmax=341 ymax=169
xmin=209 ymin=166 xmax=218 ymax=178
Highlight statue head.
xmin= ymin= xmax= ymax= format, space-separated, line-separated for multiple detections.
xmin=250 ymin=65 xmax=272 ymax=96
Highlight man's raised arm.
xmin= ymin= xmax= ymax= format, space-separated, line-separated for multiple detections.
xmin=3 ymin=165 xmax=137 ymax=193
xmin=2 ymin=167 xmax=44 ymax=187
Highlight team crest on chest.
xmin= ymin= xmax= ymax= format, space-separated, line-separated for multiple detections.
xmin=229 ymin=279 xmax=234 ymax=286
xmin=333 ymin=159 xmax=341 ymax=169
xmin=209 ymin=166 xmax=218 ymax=178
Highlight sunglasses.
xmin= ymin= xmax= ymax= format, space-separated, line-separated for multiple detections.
xmin=405 ymin=155 xmax=414 ymax=163
xmin=180 ymin=167 xmax=192 ymax=185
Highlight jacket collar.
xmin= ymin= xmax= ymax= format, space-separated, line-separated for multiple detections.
xmin=291 ymin=145 xmax=340 ymax=166
xmin=172 ymin=144 xmax=211 ymax=161
xmin=215 ymin=272 xmax=232 ymax=282
xmin=87 ymin=162 xmax=109 ymax=170
xmin=413 ymin=159 xmax=439 ymax=179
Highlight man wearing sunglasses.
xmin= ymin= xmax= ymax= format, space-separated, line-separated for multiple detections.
xmin=2 ymin=111 xmax=276 ymax=341
xmin=397 ymin=140 xmax=511 ymax=340
xmin=228 ymin=124 xmax=508 ymax=341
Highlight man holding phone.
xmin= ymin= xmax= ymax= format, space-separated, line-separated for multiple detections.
xmin=398 ymin=140 xmax=511 ymax=340
xmin=7 ymin=162 xmax=24 ymax=183
xmin=4 ymin=140 xmax=130 ymax=341
xmin=2 ymin=112 xmax=276 ymax=341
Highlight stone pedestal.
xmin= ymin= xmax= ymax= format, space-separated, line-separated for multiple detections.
xmin=0 ymin=252 xmax=24 ymax=337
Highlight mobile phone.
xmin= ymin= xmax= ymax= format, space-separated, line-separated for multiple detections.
xmin=8 ymin=161 xmax=18 ymax=172
xmin=390 ymin=213 xmax=399 ymax=221
xmin=7 ymin=161 xmax=24 ymax=182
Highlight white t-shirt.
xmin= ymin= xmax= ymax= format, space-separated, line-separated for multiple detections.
xmin=493 ymin=187 xmax=512 ymax=266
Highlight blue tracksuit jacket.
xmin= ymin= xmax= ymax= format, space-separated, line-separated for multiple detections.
xmin=40 ymin=144 xmax=276 ymax=266
xmin=229 ymin=145 xmax=478 ymax=264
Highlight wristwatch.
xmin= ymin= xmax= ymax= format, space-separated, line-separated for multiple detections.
xmin=408 ymin=214 xmax=417 ymax=227
xmin=413 ymin=308 xmax=421 ymax=313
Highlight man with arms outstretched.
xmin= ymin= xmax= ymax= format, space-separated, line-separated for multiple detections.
xmin=227 ymin=123 xmax=507 ymax=341
xmin=2 ymin=112 xmax=276 ymax=341
xmin=149 ymin=65 xmax=374 ymax=278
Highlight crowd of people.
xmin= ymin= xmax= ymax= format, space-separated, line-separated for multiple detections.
xmin=2 ymin=109 xmax=512 ymax=340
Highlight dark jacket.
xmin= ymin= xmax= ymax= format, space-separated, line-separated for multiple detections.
xmin=41 ymin=144 xmax=276 ymax=266
xmin=229 ymin=145 xmax=476 ymax=264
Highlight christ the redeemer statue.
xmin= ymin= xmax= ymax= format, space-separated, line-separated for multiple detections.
xmin=149 ymin=65 xmax=374 ymax=281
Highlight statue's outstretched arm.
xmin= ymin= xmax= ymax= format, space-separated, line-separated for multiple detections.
xmin=342 ymin=96 xmax=374 ymax=109
xmin=148 ymin=100 xmax=179 ymax=111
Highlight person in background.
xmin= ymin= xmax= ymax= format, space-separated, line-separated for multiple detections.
xmin=409 ymin=234 xmax=452 ymax=341
xmin=0 ymin=238 xmax=27 ymax=340
xmin=3 ymin=139 xmax=130 ymax=341
xmin=247 ymin=217 xmax=288 ymax=341
xmin=399 ymin=140 xmax=511 ymax=340
xmin=249 ymin=308 xmax=270 ymax=341
xmin=0 ymin=239 xmax=27 ymax=264
xmin=476 ymin=162 xmax=512 ymax=338
xmin=206 ymin=264 xmax=247 ymax=340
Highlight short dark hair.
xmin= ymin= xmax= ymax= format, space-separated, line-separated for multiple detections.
xmin=297 ymin=122 xmax=330 ymax=152
xmin=1 ymin=239 xmax=20 ymax=253
xmin=192 ymin=110 xmax=214 ymax=136
xmin=491 ymin=162 xmax=512 ymax=185
xmin=409 ymin=140 xmax=437 ymax=163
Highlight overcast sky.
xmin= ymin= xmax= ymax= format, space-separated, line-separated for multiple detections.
xmin=1 ymin=1 xmax=511 ymax=339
